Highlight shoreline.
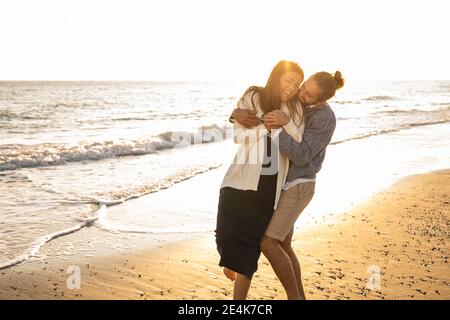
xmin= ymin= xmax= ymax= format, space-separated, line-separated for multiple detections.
xmin=2 ymin=119 xmax=449 ymax=274
xmin=0 ymin=169 xmax=448 ymax=299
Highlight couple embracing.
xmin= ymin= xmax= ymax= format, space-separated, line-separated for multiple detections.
xmin=215 ymin=60 xmax=344 ymax=300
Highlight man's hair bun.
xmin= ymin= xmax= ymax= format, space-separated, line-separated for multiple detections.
xmin=334 ymin=71 xmax=344 ymax=90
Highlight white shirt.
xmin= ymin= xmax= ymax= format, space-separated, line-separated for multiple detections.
xmin=220 ymin=90 xmax=305 ymax=209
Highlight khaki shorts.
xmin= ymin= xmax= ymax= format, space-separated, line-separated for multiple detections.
xmin=265 ymin=182 xmax=315 ymax=242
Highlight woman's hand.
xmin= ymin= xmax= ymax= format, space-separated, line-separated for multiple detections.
xmin=264 ymin=110 xmax=290 ymax=129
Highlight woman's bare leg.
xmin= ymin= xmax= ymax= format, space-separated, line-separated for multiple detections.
xmin=223 ymin=267 xmax=236 ymax=281
xmin=234 ymin=273 xmax=252 ymax=300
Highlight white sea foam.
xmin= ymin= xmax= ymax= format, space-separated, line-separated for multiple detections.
xmin=0 ymin=124 xmax=230 ymax=171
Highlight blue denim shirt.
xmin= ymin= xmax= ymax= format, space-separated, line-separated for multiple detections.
xmin=278 ymin=103 xmax=336 ymax=181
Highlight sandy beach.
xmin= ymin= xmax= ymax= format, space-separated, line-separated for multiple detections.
xmin=0 ymin=169 xmax=448 ymax=300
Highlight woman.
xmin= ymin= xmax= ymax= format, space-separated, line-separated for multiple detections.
xmin=215 ymin=60 xmax=305 ymax=300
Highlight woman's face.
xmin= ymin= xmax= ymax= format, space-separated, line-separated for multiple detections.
xmin=279 ymin=71 xmax=303 ymax=102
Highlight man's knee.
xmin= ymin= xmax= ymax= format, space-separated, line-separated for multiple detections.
xmin=281 ymin=238 xmax=293 ymax=252
xmin=260 ymin=235 xmax=280 ymax=253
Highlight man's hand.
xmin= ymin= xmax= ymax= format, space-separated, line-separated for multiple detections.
xmin=264 ymin=110 xmax=290 ymax=129
xmin=231 ymin=108 xmax=261 ymax=129
xmin=263 ymin=120 xmax=281 ymax=131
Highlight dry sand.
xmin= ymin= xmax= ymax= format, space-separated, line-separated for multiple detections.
xmin=0 ymin=169 xmax=448 ymax=300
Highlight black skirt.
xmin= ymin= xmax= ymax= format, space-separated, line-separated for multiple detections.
xmin=215 ymin=172 xmax=277 ymax=279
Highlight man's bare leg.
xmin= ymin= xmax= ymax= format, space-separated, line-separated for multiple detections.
xmin=281 ymin=229 xmax=306 ymax=299
xmin=260 ymin=236 xmax=301 ymax=300
xmin=234 ymin=273 xmax=251 ymax=300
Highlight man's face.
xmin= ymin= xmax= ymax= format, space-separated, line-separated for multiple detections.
xmin=297 ymin=78 xmax=323 ymax=107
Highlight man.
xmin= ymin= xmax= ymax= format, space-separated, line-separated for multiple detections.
xmin=230 ymin=70 xmax=344 ymax=299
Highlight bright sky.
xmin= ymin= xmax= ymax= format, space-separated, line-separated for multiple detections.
xmin=0 ymin=0 xmax=448 ymax=81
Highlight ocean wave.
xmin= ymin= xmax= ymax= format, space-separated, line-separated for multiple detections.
xmin=0 ymin=217 xmax=97 ymax=271
xmin=0 ymin=110 xmax=17 ymax=119
xmin=0 ymin=124 xmax=230 ymax=171
xmin=332 ymin=119 xmax=450 ymax=145
xmin=2 ymin=112 xmax=448 ymax=173
xmin=96 ymin=164 xmax=221 ymax=234
xmin=363 ymin=95 xmax=397 ymax=102
xmin=336 ymin=116 xmax=360 ymax=121
xmin=431 ymin=102 xmax=450 ymax=107
xmin=0 ymin=163 xmax=222 ymax=270
xmin=376 ymin=106 xmax=450 ymax=115
xmin=0 ymin=110 xmax=50 ymax=121
xmin=97 ymin=163 xmax=223 ymax=203
xmin=334 ymin=100 xmax=361 ymax=105
xmin=110 ymin=116 xmax=155 ymax=121
xmin=377 ymin=109 xmax=420 ymax=115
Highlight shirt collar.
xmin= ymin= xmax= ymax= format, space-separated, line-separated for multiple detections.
xmin=306 ymin=102 xmax=328 ymax=110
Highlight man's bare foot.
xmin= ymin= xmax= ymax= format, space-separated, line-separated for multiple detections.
xmin=223 ymin=267 xmax=236 ymax=281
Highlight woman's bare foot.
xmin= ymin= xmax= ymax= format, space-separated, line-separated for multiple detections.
xmin=223 ymin=267 xmax=236 ymax=281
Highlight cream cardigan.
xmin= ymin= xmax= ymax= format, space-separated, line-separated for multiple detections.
xmin=220 ymin=91 xmax=305 ymax=209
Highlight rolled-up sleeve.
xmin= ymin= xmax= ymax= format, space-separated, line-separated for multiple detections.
xmin=232 ymin=91 xmax=267 ymax=144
